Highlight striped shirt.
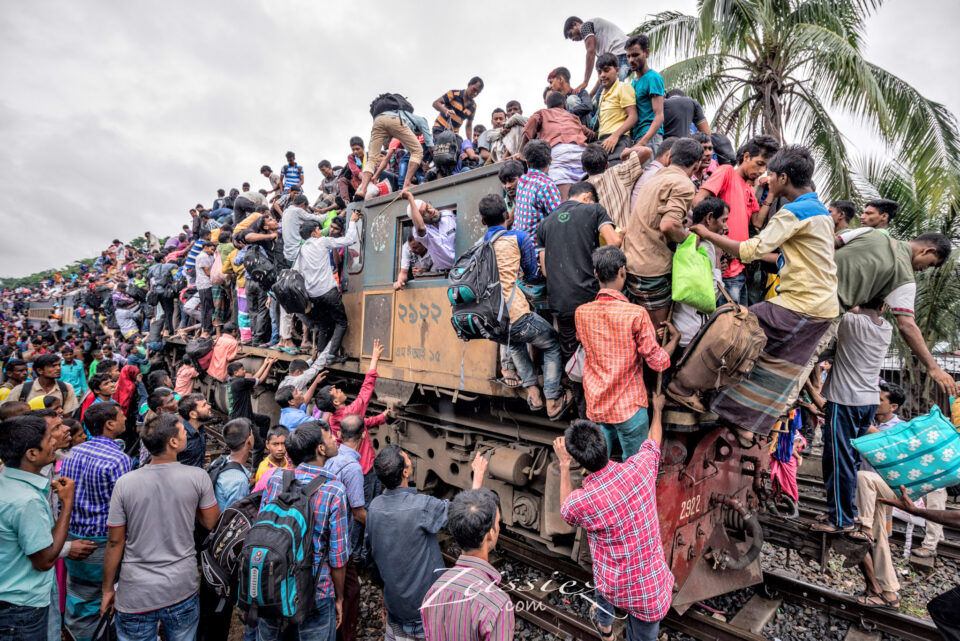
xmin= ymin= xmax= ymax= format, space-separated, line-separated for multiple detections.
xmin=421 ymin=555 xmax=514 ymax=641
xmin=575 ymin=289 xmax=670 ymax=423
xmin=280 ymin=162 xmax=303 ymax=192
xmin=513 ymin=169 xmax=562 ymax=239
xmin=432 ymin=89 xmax=477 ymax=134
xmin=588 ymin=151 xmax=645 ymax=228
xmin=60 ymin=436 xmax=132 ymax=537
xmin=261 ymin=463 xmax=349 ymax=602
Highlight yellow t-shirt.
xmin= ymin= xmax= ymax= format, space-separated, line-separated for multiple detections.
xmin=254 ymin=456 xmax=293 ymax=483
xmin=597 ymin=80 xmax=637 ymax=137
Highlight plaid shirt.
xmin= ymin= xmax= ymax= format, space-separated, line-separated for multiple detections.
xmin=575 ymin=289 xmax=670 ymax=423
xmin=513 ymin=169 xmax=561 ymax=239
xmin=60 ymin=436 xmax=132 ymax=538
xmin=261 ymin=463 xmax=349 ymax=602
xmin=561 ymin=440 xmax=673 ymax=621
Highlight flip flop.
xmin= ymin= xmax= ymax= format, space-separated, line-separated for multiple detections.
xmin=527 ymin=396 xmax=545 ymax=412
xmin=548 ymin=391 xmax=575 ymax=422
xmin=493 ymin=374 xmax=522 ymax=389
xmin=847 ymin=528 xmax=875 ymax=545
xmin=857 ymin=593 xmax=899 ymax=610
xmin=277 ymin=347 xmax=299 ymax=355
xmin=811 ymin=522 xmax=856 ymax=534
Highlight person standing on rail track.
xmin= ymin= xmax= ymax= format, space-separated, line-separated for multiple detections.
xmin=553 ymin=394 xmax=670 ymax=641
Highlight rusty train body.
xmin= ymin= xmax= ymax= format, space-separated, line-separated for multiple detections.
xmin=26 ymin=165 xmax=774 ymax=614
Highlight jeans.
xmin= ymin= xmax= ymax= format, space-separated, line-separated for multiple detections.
xmin=385 ymin=619 xmax=426 ymax=641
xmin=601 ymin=407 xmax=650 ymax=459
xmin=115 ymin=592 xmax=199 ymax=641
xmin=258 ymin=598 xmax=336 ymax=641
xmin=929 ymin=586 xmax=960 ymax=641
xmin=268 ymin=295 xmax=280 ymax=345
xmin=822 ymin=402 xmax=876 ymax=528
xmin=210 ymin=208 xmax=234 ymax=224
xmin=199 ymin=288 xmax=214 ymax=333
xmin=722 ymin=273 xmax=748 ymax=307
xmin=0 ymin=604 xmax=48 ymax=641
xmin=508 ymin=312 xmax=563 ymax=400
xmin=594 ymin=593 xmax=660 ymax=641
xmin=245 ymin=280 xmax=271 ymax=345
xmin=307 ymin=287 xmax=348 ymax=358
xmin=397 ymin=155 xmax=425 ymax=187
xmin=555 ymin=311 xmax=586 ymax=419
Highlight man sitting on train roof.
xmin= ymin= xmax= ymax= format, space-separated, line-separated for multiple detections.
xmin=400 ymin=189 xmax=456 ymax=272
xmin=478 ymin=194 xmax=574 ymax=420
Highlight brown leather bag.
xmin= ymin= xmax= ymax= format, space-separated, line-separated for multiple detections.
xmin=667 ymin=285 xmax=766 ymax=410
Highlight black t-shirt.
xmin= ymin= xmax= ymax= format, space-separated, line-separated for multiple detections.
xmin=536 ymin=201 xmax=614 ymax=313
xmin=662 ymin=96 xmax=706 ymax=139
xmin=228 ymin=376 xmax=257 ymax=420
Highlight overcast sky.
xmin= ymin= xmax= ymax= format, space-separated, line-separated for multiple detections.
xmin=1 ymin=0 xmax=957 ymax=277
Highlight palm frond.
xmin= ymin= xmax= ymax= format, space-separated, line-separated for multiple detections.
xmin=634 ymin=12 xmax=701 ymax=61
xmin=789 ymin=85 xmax=856 ymax=201
xmin=658 ymin=53 xmax=740 ymax=106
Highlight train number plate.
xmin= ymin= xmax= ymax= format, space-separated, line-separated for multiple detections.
xmin=679 ymin=494 xmax=702 ymax=522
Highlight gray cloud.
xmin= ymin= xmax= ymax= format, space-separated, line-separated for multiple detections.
xmin=0 ymin=0 xmax=956 ymax=276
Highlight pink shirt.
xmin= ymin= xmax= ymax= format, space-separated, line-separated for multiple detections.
xmin=174 ymin=365 xmax=199 ymax=397
xmin=207 ymin=334 xmax=239 ymax=382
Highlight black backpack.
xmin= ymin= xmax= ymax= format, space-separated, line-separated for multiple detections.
xmin=369 ymin=93 xmax=414 ymax=118
xmin=201 ymin=490 xmax=263 ymax=611
xmin=272 ymin=268 xmax=309 ymax=315
xmin=447 ymin=230 xmax=517 ymax=342
xmin=186 ymin=337 xmax=215 ymax=361
xmin=207 ymin=455 xmax=246 ymax=488
xmin=244 ymin=245 xmax=277 ymax=289
xmin=432 ymin=130 xmax=461 ymax=170
xmin=237 ymin=471 xmax=329 ymax=628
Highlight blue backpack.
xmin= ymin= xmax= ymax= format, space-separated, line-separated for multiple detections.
xmin=236 ymin=471 xmax=329 ymax=627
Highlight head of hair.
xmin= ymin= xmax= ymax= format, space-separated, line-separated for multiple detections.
xmin=656 ymin=136 xmax=678 ymax=161
xmin=202 ymin=241 xmax=217 ymax=249
xmin=217 ymin=189 xmax=225 ymax=197
xmin=141 ymin=413 xmax=181 ymax=456
xmin=373 ymin=444 xmax=406 ymax=489
xmin=314 ymin=387 xmax=335 ymax=413
xmin=545 ymin=91 xmax=566 ymax=109
xmin=592 ymin=246 xmax=626 ymax=283
xmin=285 ymin=151 xmax=295 ymax=160
xmin=177 ymin=393 xmax=205 ymax=419
xmin=275 ymin=386 xmax=297 ymax=407
xmin=665 ymin=88 xmax=686 ymax=99
xmin=349 ymin=136 xmax=364 ymax=148
xmin=318 ymin=159 xmax=331 ymax=169
xmin=285 ymin=420 xmax=331 ymax=465
xmin=84 ymin=401 xmax=121 ymax=437
xmin=260 ymin=165 xmax=271 ymax=173
xmin=568 ymin=181 xmax=598 ymax=202
xmin=0 ymin=401 xmax=30 ymax=421
xmin=865 ymin=198 xmax=899 ymax=221
xmin=147 ymin=388 xmax=174 ymax=412
xmin=505 ymin=99 xmax=520 ymax=112
xmin=96 ymin=359 xmax=117 ymax=375
xmin=478 ymin=194 xmax=508 ymax=226
xmin=830 ymin=200 xmax=857 ymax=223
xmin=469 ymin=77 xmax=485 ymax=90
xmin=564 ymin=419 xmax=610 ymax=472
xmin=691 ymin=197 xmax=730 ymax=225
xmin=34 ymin=353 xmax=61 ymax=372
xmin=766 ymin=145 xmax=815 ymax=188
xmin=669 ymin=138 xmax=704 ymax=169
xmin=266 ymin=425 xmax=290 ymax=442
xmin=491 ymin=107 xmax=506 ymax=118
xmin=89 ymin=373 xmax=112 ymax=394
xmin=691 ymin=133 xmax=711 ymax=147
xmin=625 ymin=33 xmax=650 ymax=51
xmin=736 ymin=134 xmax=780 ymax=165
xmin=473 ymin=124 xmax=486 ymax=136
xmin=0 ymin=415 xmax=48 ymax=468
xmin=227 ymin=361 xmax=245 ymax=377
xmin=563 ymin=16 xmax=582 ymax=38
xmin=300 ymin=220 xmax=322 ymax=240
xmin=581 ymin=143 xmax=608 ymax=175
xmin=4 ymin=358 xmax=25 ymax=373
xmin=595 ymin=52 xmax=619 ymax=72
xmin=879 ymin=381 xmax=906 ymax=408
xmin=448 ymin=488 xmax=500 ymax=551
xmin=498 ymin=160 xmax=525 ymax=184
xmin=339 ymin=414 xmax=364 ymax=443
xmin=523 ymin=140 xmax=552 ymax=171
xmin=289 ymin=359 xmax=309 ymax=374
xmin=292 ymin=194 xmax=308 ymax=207
xmin=551 ymin=66 xmax=571 ymax=82
xmin=914 ymin=232 xmax=952 ymax=264
xmin=223 ymin=418 xmax=252 ymax=451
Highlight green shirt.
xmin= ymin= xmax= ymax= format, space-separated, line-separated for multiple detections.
xmin=835 ymin=227 xmax=915 ymax=316
xmin=628 ymin=69 xmax=665 ymax=139
xmin=0 ymin=467 xmax=55 ymax=606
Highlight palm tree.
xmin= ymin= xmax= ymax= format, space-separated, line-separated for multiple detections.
xmin=636 ymin=0 xmax=960 ymax=203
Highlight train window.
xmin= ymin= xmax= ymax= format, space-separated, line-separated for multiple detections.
xmin=347 ymin=212 xmax=364 ymax=275
xmin=394 ymin=208 xmax=455 ymax=285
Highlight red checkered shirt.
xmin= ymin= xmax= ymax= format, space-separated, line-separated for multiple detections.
xmin=560 ymin=440 xmax=673 ymax=621
xmin=575 ymin=289 xmax=671 ymax=424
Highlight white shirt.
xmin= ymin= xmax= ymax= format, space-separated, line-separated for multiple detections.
xmin=297 ymin=222 xmax=359 ymax=297
xmin=409 ymin=202 xmax=456 ymax=270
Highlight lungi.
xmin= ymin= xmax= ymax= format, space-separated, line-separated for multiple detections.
xmin=64 ymin=537 xmax=106 ymax=641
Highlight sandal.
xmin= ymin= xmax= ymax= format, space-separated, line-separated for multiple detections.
xmin=857 ymin=593 xmax=899 ymax=610
xmin=495 ymin=373 xmax=522 ymax=389
xmin=912 ymin=548 xmax=936 ymax=559
xmin=588 ymin=604 xmax=616 ymax=641
xmin=811 ymin=522 xmax=856 ymax=534
xmin=527 ymin=396 xmax=545 ymax=412
xmin=548 ymin=391 xmax=575 ymax=422
xmin=847 ymin=527 xmax=875 ymax=545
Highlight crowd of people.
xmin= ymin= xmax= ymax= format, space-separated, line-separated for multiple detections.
xmin=1 ymin=13 xmax=959 ymax=641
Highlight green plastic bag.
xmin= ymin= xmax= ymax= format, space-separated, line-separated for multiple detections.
xmin=672 ymin=234 xmax=716 ymax=313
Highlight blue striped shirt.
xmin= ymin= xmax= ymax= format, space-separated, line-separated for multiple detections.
xmin=60 ymin=437 xmax=132 ymax=537
xmin=281 ymin=163 xmax=303 ymax=192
